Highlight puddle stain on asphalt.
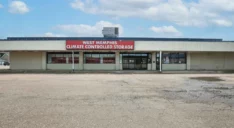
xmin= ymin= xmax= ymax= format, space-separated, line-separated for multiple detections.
xmin=190 ymin=77 xmax=224 ymax=82
xmin=160 ymin=77 xmax=234 ymax=106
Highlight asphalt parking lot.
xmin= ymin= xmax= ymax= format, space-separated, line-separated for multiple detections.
xmin=0 ymin=74 xmax=234 ymax=128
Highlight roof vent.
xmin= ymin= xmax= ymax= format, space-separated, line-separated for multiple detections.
xmin=102 ymin=27 xmax=119 ymax=38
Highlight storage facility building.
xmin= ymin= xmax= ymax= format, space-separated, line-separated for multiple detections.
xmin=0 ymin=37 xmax=234 ymax=71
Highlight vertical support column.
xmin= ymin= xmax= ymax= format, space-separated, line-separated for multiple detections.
xmin=152 ymin=52 xmax=156 ymax=70
xmin=72 ymin=51 xmax=74 ymax=71
xmin=42 ymin=52 xmax=46 ymax=70
xmin=100 ymin=55 xmax=103 ymax=64
xmin=160 ymin=51 xmax=162 ymax=72
xmin=186 ymin=52 xmax=191 ymax=70
xmin=79 ymin=51 xmax=84 ymax=70
xmin=115 ymin=51 xmax=120 ymax=70
xmin=9 ymin=52 xmax=12 ymax=69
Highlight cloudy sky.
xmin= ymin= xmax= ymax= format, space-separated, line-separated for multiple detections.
xmin=0 ymin=0 xmax=234 ymax=40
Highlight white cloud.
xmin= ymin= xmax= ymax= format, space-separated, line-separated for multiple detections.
xmin=70 ymin=0 xmax=234 ymax=27
xmin=211 ymin=19 xmax=233 ymax=27
xmin=44 ymin=32 xmax=65 ymax=37
xmin=9 ymin=1 xmax=29 ymax=14
xmin=192 ymin=0 xmax=234 ymax=12
xmin=0 ymin=4 xmax=3 ymax=8
xmin=56 ymin=21 xmax=123 ymax=37
xmin=150 ymin=26 xmax=182 ymax=37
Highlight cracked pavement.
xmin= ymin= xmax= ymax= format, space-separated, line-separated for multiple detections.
xmin=0 ymin=74 xmax=234 ymax=128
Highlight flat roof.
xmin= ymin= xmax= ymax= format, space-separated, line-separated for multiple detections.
xmin=2 ymin=37 xmax=225 ymax=42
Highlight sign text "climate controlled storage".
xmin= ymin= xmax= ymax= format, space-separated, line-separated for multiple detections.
xmin=66 ymin=40 xmax=134 ymax=50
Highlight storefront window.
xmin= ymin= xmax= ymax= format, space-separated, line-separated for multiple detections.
xmin=163 ymin=53 xmax=170 ymax=64
xmin=162 ymin=52 xmax=186 ymax=64
xmin=47 ymin=52 xmax=79 ymax=64
xmin=103 ymin=58 xmax=115 ymax=63
xmin=84 ymin=53 xmax=115 ymax=64
xmin=178 ymin=53 xmax=186 ymax=64
xmin=120 ymin=53 xmax=151 ymax=70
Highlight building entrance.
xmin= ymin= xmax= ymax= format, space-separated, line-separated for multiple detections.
xmin=121 ymin=53 xmax=150 ymax=70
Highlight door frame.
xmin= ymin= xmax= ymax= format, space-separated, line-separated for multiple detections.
xmin=121 ymin=53 xmax=149 ymax=70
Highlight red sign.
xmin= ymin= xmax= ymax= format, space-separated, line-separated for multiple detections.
xmin=66 ymin=40 xmax=134 ymax=50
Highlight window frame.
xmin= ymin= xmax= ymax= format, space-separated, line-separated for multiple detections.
xmin=84 ymin=52 xmax=116 ymax=64
xmin=162 ymin=52 xmax=187 ymax=64
xmin=47 ymin=52 xmax=79 ymax=64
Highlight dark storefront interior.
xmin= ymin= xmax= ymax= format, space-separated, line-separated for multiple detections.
xmin=121 ymin=53 xmax=151 ymax=70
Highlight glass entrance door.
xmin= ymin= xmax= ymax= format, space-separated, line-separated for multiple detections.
xmin=128 ymin=58 xmax=135 ymax=70
xmin=121 ymin=53 xmax=150 ymax=70
xmin=135 ymin=58 xmax=142 ymax=70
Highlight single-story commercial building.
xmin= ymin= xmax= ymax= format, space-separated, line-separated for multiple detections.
xmin=0 ymin=37 xmax=234 ymax=71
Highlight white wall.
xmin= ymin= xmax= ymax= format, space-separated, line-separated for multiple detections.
xmin=42 ymin=52 xmax=46 ymax=70
xmin=10 ymin=52 xmax=43 ymax=70
xmin=9 ymin=51 xmax=234 ymax=71
xmin=115 ymin=52 xmax=120 ymax=70
xmin=151 ymin=52 xmax=156 ymax=70
xmin=186 ymin=52 xmax=191 ymax=70
xmin=78 ymin=51 xmax=84 ymax=70
xmin=190 ymin=52 xmax=234 ymax=70
xmin=47 ymin=64 xmax=79 ymax=70
xmin=1 ymin=40 xmax=234 ymax=52
xmin=162 ymin=64 xmax=187 ymax=71
xmin=0 ymin=41 xmax=66 ymax=51
xmin=147 ymin=64 xmax=152 ymax=70
xmin=84 ymin=64 xmax=116 ymax=70
xmin=135 ymin=41 xmax=234 ymax=52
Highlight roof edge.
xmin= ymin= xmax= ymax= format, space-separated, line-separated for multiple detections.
xmin=5 ymin=37 xmax=224 ymax=42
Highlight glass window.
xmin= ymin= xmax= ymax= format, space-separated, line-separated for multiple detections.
xmin=64 ymin=54 xmax=69 ymax=58
xmin=69 ymin=57 xmax=79 ymax=63
xmin=109 ymin=54 xmax=115 ymax=57
xmin=52 ymin=57 xmax=65 ymax=63
xmin=156 ymin=53 xmax=160 ymax=58
xmin=142 ymin=54 xmax=148 ymax=56
xmin=47 ymin=52 xmax=79 ymax=64
xmin=48 ymin=54 xmax=52 ymax=63
xmin=85 ymin=54 xmax=91 ymax=57
xmin=163 ymin=53 xmax=170 ymax=64
xmin=123 ymin=58 xmax=128 ymax=64
xmin=142 ymin=58 xmax=147 ymax=64
xmin=170 ymin=53 xmax=179 ymax=64
xmin=123 ymin=54 xmax=128 ymax=57
xmin=100 ymin=54 xmax=106 ymax=57
xmin=162 ymin=52 xmax=186 ymax=64
xmin=129 ymin=54 xmax=136 ymax=57
xmin=178 ymin=53 xmax=186 ymax=64
xmin=179 ymin=58 xmax=186 ymax=64
xmin=120 ymin=53 xmax=151 ymax=70
xmin=56 ymin=54 xmax=63 ymax=57
xmin=92 ymin=54 xmax=100 ymax=58
xmin=74 ymin=54 xmax=78 ymax=57
xmin=179 ymin=53 xmax=185 ymax=58
xmin=103 ymin=57 xmax=115 ymax=63
xmin=129 ymin=59 xmax=135 ymax=63
xmin=84 ymin=53 xmax=115 ymax=64
xmin=86 ymin=57 xmax=100 ymax=64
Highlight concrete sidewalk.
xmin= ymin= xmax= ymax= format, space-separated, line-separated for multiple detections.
xmin=0 ymin=69 xmax=234 ymax=74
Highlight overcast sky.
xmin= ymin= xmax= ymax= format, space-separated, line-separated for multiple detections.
xmin=0 ymin=0 xmax=234 ymax=40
